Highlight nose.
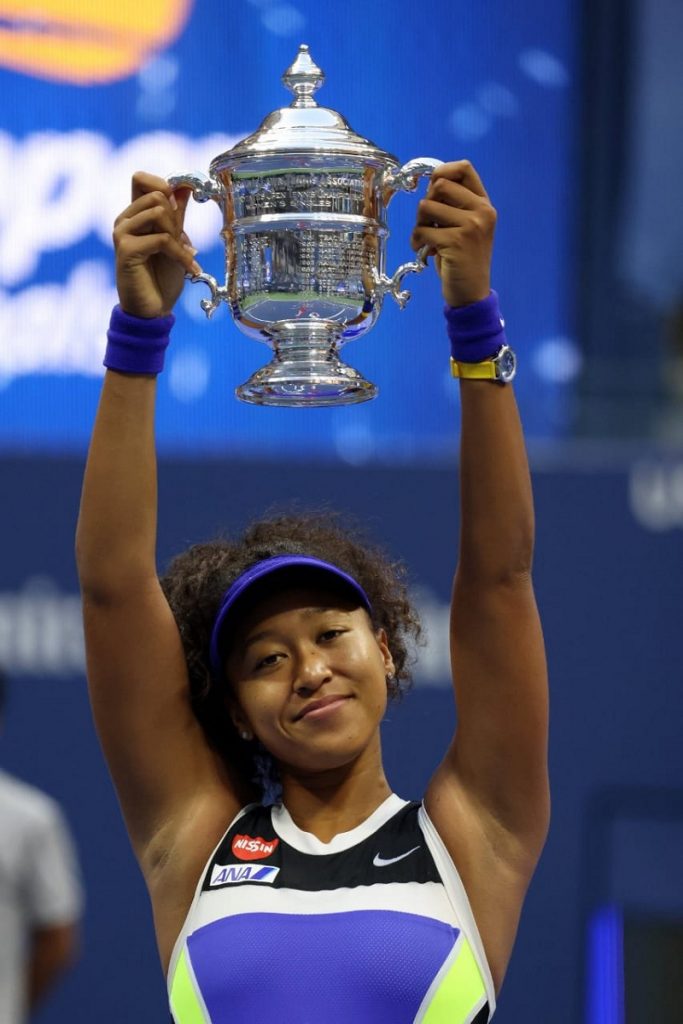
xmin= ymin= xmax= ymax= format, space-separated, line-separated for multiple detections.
xmin=293 ymin=646 xmax=332 ymax=695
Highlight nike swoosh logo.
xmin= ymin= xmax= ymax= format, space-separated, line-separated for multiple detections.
xmin=372 ymin=845 xmax=421 ymax=868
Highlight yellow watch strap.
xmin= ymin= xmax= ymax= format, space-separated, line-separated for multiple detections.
xmin=449 ymin=356 xmax=497 ymax=380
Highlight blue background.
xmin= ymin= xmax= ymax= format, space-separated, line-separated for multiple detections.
xmin=0 ymin=0 xmax=576 ymax=457
xmin=2 ymin=453 xmax=683 ymax=1024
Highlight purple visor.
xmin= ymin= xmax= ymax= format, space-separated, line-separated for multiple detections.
xmin=209 ymin=555 xmax=372 ymax=678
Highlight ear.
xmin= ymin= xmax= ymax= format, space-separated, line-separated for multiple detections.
xmin=375 ymin=628 xmax=395 ymax=678
xmin=224 ymin=693 xmax=252 ymax=739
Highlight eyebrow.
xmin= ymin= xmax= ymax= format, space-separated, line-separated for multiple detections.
xmin=241 ymin=607 xmax=350 ymax=653
xmin=241 ymin=629 xmax=279 ymax=653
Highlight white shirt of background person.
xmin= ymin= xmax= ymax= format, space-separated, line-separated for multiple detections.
xmin=0 ymin=762 xmax=83 ymax=1023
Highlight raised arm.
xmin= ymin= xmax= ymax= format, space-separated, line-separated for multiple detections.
xmin=415 ymin=162 xmax=550 ymax=989
xmin=76 ymin=174 xmax=241 ymax=873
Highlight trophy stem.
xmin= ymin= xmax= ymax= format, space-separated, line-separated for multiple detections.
xmin=236 ymin=321 xmax=377 ymax=407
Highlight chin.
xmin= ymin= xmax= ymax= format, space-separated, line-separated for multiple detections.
xmin=281 ymin=730 xmax=380 ymax=777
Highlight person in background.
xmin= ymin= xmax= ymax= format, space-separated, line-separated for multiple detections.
xmin=0 ymin=670 xmax=83 ymax=1024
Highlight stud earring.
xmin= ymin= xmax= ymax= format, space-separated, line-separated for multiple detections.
xmin=240 ymin=730 xmax=253 ymax=742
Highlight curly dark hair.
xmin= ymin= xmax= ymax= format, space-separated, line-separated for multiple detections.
xmin=160 ymin=510 xmax=422 ymax=794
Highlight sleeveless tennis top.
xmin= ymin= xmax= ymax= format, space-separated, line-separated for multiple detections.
xmin=168 ymin=793 xmax=496 ymax=1023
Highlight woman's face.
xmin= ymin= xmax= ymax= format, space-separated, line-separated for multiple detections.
xmin=225 ymin=586 xmax=395 ymax=776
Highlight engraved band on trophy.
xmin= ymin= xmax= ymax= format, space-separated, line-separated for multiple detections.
xmin=169 ymin=44 xmax=442 ymax=407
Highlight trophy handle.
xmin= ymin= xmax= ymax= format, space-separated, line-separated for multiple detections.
xmin=167 ymin=171 xmax=224 ymax=203
xmin=166 ymin=171 xmax=229 ymax=318
xmin=379 ymin=157 xmax=443 ymax=307
xmin=373 ymin=246 xmax=431 ymax=309
xmin=382 ymin=157 xmax=443 ymax=199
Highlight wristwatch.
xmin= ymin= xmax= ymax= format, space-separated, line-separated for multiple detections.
xmin=450 ymin=344 xmax=517 ymax=384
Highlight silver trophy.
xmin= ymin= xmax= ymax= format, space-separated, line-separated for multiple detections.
xmin=169 ymin=45 xmax=441 ymax=406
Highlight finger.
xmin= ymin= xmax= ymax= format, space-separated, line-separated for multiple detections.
xmin=180 ymin=231 xmax=197 ymax=254
xmin=425 ymin=177 xmax=492 ymax=212
xmin=429 ymin=160 xmax=490 ymax=201
xmin=115 ymin=204 xmax=177 ymax=243
xmin=416 ymin=199 xmax=471 ymax=229
xmin=173 ymin=186 xmax=192 ymax=215
xmin=114 ymin=190 xmax=178 ymax=229
xmin=410 ymin=225 xmax=464 ymax=252
xmin=171 ymin=185 xmax=193 ymax=234
xmin=412 ymin=203 xmax=496 ymax=249
xmin=131 ymin=171 xmax=176 ymax=202
xmin=117 ymin=232 xmax=201 ymax=275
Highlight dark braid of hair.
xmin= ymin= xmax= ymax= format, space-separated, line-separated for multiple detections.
xmin=160 ymin=511 xmax=422 ymax=797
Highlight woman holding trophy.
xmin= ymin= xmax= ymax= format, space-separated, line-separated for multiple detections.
xmin=76 ymin=157 xmax=549 ymax=1023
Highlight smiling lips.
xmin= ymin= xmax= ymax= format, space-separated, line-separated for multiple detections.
xmin=296 ymin=695 xmax=352 ymax=721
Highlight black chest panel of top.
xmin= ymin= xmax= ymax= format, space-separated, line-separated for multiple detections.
xmin=203 ymin=801 xmax=441 ymax=892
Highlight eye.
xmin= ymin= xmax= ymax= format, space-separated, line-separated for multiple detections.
xmin=253 ymin=651 xmax=285 ymax=672
xmin=319 ymin=628 xmax=347 ymax=643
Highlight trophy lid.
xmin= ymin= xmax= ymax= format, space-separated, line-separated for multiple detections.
xmin=211 ymin=44 xmax=398 ymax=171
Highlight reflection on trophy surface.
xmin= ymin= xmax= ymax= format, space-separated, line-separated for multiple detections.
xmin=169 ymin=44 xmax=441 ymax=406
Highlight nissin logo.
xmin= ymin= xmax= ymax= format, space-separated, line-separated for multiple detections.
xmin=210 ymin=864 xmax=280 ymax=887
xmin=232 ymin=834 xmax=280 ymax=861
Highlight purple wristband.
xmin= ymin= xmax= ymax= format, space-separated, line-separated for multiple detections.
xmin=104 ymin=305 xmax=175 ymax=375
xmin=444 ymin=290 xmax=507 ymax=362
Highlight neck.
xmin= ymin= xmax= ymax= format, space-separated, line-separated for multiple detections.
xmin=279 ymin=739 xmax=392 ymax=842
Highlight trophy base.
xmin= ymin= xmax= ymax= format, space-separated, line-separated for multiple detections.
xmin=236 ymin=322 xmax=377 ymax=407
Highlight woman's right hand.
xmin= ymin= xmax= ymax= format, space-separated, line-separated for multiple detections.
xmin=113 ymin=172 xmax=201 ymax=318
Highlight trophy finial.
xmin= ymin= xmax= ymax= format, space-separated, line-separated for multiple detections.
xmin=282 ymin=44 xmax=325 ymax=108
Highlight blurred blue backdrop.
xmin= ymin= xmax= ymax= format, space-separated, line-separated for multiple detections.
xmin=0 ymin=0 xmax=577 ymax=457
xmin=3 ymin=453 xmax=683 ymax=1024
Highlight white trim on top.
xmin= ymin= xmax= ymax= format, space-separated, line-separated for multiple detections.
xmin=271 ymin=792 xmax=408 ymax=854
xmin=418 ymin=804 xmax=497 ymax=1015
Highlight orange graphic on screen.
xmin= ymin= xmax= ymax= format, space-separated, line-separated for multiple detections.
xmin=0 ymin=0 xmax=194 ymax=84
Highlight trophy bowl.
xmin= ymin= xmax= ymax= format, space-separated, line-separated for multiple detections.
xmin=169 ymin=44 xmax=442 ymax=407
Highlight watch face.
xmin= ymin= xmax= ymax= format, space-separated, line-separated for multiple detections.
xmin=497 ymin=346 xmax=517 ymax=383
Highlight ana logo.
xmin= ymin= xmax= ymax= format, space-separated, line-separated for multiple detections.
xmin=210 ymin=863 xmax=280 ymax=887
xmin=231 ymin=834 xmax=280 ymax=861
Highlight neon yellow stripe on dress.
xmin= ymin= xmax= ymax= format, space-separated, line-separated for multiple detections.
xmin=170 ymin=949 xmax=208 ymax=1024
xmin=421 ymin=936 xmax=487 ymax=1023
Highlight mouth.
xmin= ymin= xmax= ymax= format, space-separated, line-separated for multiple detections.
xmin=295 ymin=695 xmax=352 ymax=721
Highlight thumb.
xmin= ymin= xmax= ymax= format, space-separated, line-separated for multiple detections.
xmin=173 ymin=186 xmax=193 ymax=230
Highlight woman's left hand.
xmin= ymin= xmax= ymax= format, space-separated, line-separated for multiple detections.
xmin=411 ymin=160 xmax=496 ymax=308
